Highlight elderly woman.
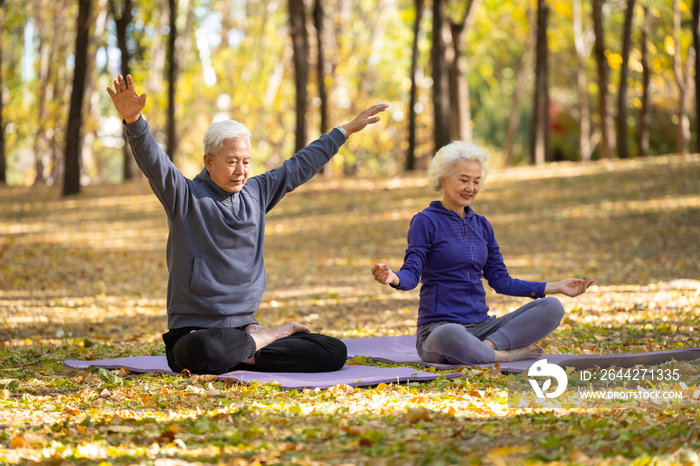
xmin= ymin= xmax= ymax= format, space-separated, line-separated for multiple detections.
xmin=372 ymin=142 xmax=593 ymax=364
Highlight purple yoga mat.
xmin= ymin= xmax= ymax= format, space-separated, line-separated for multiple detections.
xmin=63 ymin=356 xmax=460 ymax=389
xmin=342 ymin=335 xmax=700 ymax=373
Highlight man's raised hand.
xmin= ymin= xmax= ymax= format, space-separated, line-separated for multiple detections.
xmin=341 ymin=104 xmax=389 ymax=136
xmin=106 ymin=74 xmax=147 ymax=124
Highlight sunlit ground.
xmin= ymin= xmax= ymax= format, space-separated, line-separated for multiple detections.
xmin=1 ymin=154 xmax=700 ymax=464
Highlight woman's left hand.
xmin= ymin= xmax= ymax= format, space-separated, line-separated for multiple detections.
xmin=550 ymin=276 xmax=594 ymax=297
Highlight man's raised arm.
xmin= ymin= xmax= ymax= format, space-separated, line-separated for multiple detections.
xmin=256 ymin=104 xmax=388 ymax=212
xmin=107 ymin=75 xmax=189 ymax=221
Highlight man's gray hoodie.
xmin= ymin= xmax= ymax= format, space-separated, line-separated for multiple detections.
xmin=125 ymin=117 xmax=346 ymax=329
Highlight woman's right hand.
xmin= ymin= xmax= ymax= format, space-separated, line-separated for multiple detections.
xmin=372 ymin=263 xmax=400 ymax=286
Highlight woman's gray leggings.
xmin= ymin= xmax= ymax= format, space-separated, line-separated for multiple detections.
xmin=416 ymin=297 xmax=565 ymax=364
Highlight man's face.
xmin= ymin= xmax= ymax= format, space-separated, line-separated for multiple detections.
xmin=204 ymin=138 xmax=251 ymax=193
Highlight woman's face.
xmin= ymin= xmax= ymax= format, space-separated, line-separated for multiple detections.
xmin=441 ymin=159 xmax=482 ymax=212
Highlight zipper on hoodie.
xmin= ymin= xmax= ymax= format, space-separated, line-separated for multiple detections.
xmin=464 ymin=217 xmax=477 ymax=312
xmin=463 ymin=219 xmax=470 ymax=280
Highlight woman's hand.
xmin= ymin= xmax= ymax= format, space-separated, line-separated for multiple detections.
xmin=106 ymin=74 xmax=147 ymax=124
xmin=341 ymin=104 xmax=389 ymax=136
xmin=545 ymin=276 xmax=594 ymax=297
xmin=372 ymin=263 xmax=400 ymax=287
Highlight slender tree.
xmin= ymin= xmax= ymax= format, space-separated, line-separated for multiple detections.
xmin=616 ymin=0 xmax=636 ymax=158
xmin=148 ymin=1 xmax=168 ymax=93
xmin=33 ymin=1 xmax=69 ymax=185
xmin=505 ymin=7 xmax=536 ymax=165
xmin=166 ymin=0 xmax=177 ymax=161
xmin=50 ymin=8 xmax=71 ymax=184
xmin=178 ymin=0 xmax=195 ymax=60
xmin=0 ymin=0 xmax=5 ymax=185
xmin=531 ymin=0 xmax=549 ymax=165
xmin=432 ymin=0 xmax=450 ymax=151
xmin=109 ymin=0 xmax=135 ymax=179
xmin=146 ymin=0 xmax=169 ymax=143
xmin=638 ymin=6 xmax=650 ymax=156
xmin=447 ymin=0 xmax=481 ymax=142
xmin=63 ymin=0 xmax=93 ymax=196
xmin=695 ymin=0 xmax=700 ymax=153
xmin=407 ymin=0 xmax=425 ymax=171
xmin=289 ymin=0 xmax=309 ymax=153
xmin=674 ymin=0 xmax=694 ymax=154
xmin=32 ymin=0 xmax=49 ymax=184
xmin=573 ymin=0 xmax=595 ymax=161
xmin=80 ymin=0 xmax=109 ymax=184
xmin=313 ymin=0 xmax=331 ymax=177
xmin=592 ymin=0 xmax=615 ymax=158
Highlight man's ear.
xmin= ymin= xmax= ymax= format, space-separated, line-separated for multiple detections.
xmin=203 ymin=153 xmax=213 ymax=172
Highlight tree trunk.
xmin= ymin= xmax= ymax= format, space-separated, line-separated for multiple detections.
xmin=447 ymin=24 xmax=462 ymax=141
xmin=63 ymin=0 xmax=93 ymax=196
xmin=432 ymin=0 xmax=450 ymax=151
xmin=148 ymin=1 xmax=168 ymax=93
xmin=50 ymin=8 xmax=71 ymax=185
xmin=616 ymin=0 xmax=635 ymax=158
xmin=592 ymin=0 xmax=615 ymax=158
xmin=110 ymin=0 xmax=135 ymax=180
xmin=178 ymin=0 xmax=195 ymax=60
xmin=80 ymin=0 xmax=109 ymax=185
xmin=638 ymin=6 xmax=650 ymax=157
xmin=166 ymin=0 xmax=177 ymax=161
xmin=406 ymin=0 xmax=425 ymax=171
xmin=0 ymin=0 xmax=5 ymax=184
xmin=531 ymin=0 xmax=548 ymax=165
xmin=313 ymin=0 xmax=331 ymax=177
xmin=674 ymin=0 xmax=693 ymax=155
xmin=447 ymin=0 xmax=481 ymax=143
xmin=34 ymin=2 xmax=63 ymax=183
xmin=573 ymin=0 xmax=594 ymax=161
xmin=679 ymin=53 xmax=694 ymax=155
xmin=289 ymin=0 xmax=309 ymax=153
xmin=146 ymin=0 xmax=169 ymax=143
xmin=505 ymin=7 xmax=536 ymax=165
xmin=694 ymin=0 xmax=700 ymax=153
xmin=32 ymin=0 xmax=49 ymax=184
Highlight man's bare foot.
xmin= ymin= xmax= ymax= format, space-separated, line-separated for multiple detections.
xmin=245 ymin=322 xmax=310 ymax=351
xmin=241 ymin=322 xmax=310 ymax=365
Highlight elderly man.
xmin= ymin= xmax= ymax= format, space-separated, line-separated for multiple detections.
xmin=107 ymin=74 xmax=387 ymax=374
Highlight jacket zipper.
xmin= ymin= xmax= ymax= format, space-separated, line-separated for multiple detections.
xmin=464 ymin=218 xmax=477 ymax=312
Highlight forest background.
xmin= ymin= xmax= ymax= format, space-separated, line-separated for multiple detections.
xmin=1 ymin=0 xmax=700 ymax=191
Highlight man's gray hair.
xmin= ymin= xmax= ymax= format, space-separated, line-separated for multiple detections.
xmin=203 ymin=120 xmax=252 ymax=156
xmin=428 ymin=141 xmax=489 ymax=192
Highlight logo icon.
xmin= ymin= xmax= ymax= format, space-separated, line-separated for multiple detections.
xmin=528 ymin=359 xmax=568 ymax=399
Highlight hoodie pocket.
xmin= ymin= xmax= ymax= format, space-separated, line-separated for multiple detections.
xmin=189 ymin=257 xmax=206 ymax=295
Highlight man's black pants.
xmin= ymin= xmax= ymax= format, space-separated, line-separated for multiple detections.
xmin=163 ymin=326 xmax=347 ymax=375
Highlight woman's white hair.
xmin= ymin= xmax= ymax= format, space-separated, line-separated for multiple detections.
xmin=428 ymin=141 xmax=489 ymax=192
xmin=203 ymin=120 xmax=251 ymax=156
